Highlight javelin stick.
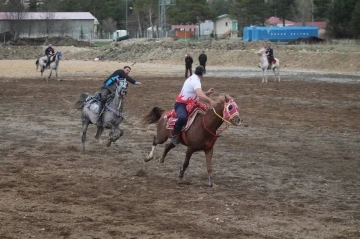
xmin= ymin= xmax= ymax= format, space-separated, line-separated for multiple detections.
xmin=131 ymin=62 xmax=136 ymax=66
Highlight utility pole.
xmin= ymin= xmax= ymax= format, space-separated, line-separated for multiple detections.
xmin=311 ymin=0 xmax=314 ymax=23
xmin=126 ymin=0 xmax=128 ymax=33
xmin=158 ymin=0 xmax=176 ymax=38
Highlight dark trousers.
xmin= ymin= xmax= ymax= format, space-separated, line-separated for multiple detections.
xmin=185 ymin=66 xmax=192 ymax=78
xmin=200 ymin=63 xmax=206 ymax=73
xmin=173 ymin=102 xmax=188 ymax=135
xmin=100 ymin=87 xmax=111 ymax=105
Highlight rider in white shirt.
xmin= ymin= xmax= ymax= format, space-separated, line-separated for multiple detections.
xmin=172 ymin=65 xmax=215 ymax=145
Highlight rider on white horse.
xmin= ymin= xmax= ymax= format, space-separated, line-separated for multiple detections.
xmin=265 ymin=42 xmax=274 ymax=69
xmin=45 ymin=43 xmax=55 ymax=69
xmin=96 ymin=66 xmax=142 ymax=127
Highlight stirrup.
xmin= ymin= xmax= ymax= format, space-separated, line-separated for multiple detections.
xmin=171 ymin=135 xmax=179 ymax=145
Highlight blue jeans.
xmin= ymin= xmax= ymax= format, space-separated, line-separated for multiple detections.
xmin=174 ymin=102 xmax=188 ymax=135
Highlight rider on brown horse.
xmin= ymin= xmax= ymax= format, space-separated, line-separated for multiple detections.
xmin=172 ymin=65 xmax=215 ymax=145
xmin=96 ymin=66 xmax=142 ymax=127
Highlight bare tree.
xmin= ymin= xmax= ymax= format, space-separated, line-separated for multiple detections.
xmin=294 ymin=0 xmax=312 ymax=24
xmin=57 ymin=20 xmax=72 ymax=36
xmin=42 ymin=11 xmax=56 ymax=36
xmin=101 ymin=17 xmax=117 ymax=38
xmin=4 ymin=0 xmax=28 ymax=39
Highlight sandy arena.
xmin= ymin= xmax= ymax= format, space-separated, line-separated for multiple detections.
xmin=0 ymin=59 xmax=359 ymax=239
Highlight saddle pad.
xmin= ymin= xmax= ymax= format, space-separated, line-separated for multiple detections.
xmin=165 ymin=109 xmax=205 ymax=131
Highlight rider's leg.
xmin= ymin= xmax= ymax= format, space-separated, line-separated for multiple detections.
xmin=96 ymin=88 xmax=109 ymax=127
xmin=172 ymin=102 xmax=188 ymax=145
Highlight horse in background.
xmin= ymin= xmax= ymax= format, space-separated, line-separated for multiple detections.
xmin=257 ymin=48 xmax=280 ymax=83
xmin=141 ymin=95 xmax=242 ymax=187
xmin=35 ymin=51 xmax=62 ymax=80
xmin=74 ymin=80 xmax=128 ymax=151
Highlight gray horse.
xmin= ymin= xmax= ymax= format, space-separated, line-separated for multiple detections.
xmin=35 ymin=51 xmax=62 ymax=80
xmin=74 ymin=80 xmax=128 ymax=151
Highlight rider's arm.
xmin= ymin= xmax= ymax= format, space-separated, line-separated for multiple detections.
xmin=195 ymin=88 xmax=214 ymax=105
xmin=116 ymin=70 xmax=141 ymax=85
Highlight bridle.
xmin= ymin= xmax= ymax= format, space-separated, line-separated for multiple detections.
xmin=200 ymin=98 xmax=240 ymax=149
xmin=212 ymin=99 xmax=240 ymax=125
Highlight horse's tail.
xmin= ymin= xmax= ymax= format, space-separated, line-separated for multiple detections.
xmin=73 ymin=93 xmax=89 ymax=110
xmin=141 ymin=107 xmax=165 ymax=125
xmin=35 ymin=59 xmax=39 ymax=70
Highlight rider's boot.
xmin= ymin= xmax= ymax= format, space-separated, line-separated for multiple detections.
xmin=95 ymin=103 xmax=104 ymax=127
xmin=171 ymin=127 xmax=181 ymax=146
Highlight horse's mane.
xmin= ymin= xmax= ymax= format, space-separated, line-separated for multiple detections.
xmin=214 ymin=94 xmax=232 ymax=106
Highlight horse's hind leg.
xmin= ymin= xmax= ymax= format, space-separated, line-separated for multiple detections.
xmin=145 ymin=136 xmax=158 ymax=162
xmin=95 ymin=126 xmax=105 ymax=142
xmin=159 ymin=143 xmax=176 ymax=163
xmin=56 ymin=68 xmax=59 ymax=81
xmin=179 ymin=147 xmax=194 ymax=180
xmin=81 ymin=118 xmax=90 ymax=151
xmin=145 ymin=129 xmax=169 ymax=162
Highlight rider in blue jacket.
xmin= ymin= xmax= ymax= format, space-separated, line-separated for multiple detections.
xmin=95 ymin=66 xmax=142 ymax=127
xmin=45 ymin=43 xmax=55 ymax=68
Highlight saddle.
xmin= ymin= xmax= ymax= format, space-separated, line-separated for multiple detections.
xmin=164 ymin=101 xmax=207 ymax=131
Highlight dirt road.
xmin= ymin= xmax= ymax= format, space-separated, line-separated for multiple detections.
xmin=0 ymin=61 xmax=359 ymax=238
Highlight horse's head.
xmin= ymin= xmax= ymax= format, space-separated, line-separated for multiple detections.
xmin=116 ymin=79 xmax=128 ymax=96
xmin=257 ymin=48 xmax=266 ymax=56
xmin=223 ymin=95 xmax=242 ymax=126
xmin=56 ymin=52 xmax=63 ymax=60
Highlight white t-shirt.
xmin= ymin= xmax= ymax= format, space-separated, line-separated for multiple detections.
xmin=176 ymin=74 xmax=202 ymax=104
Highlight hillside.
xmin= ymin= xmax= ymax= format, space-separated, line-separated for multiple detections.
xmin=1 ymin=37 xmax=359 ymax=74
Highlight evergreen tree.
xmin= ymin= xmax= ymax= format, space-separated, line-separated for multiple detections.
xmin=28 ymin=0 xmax=39 ymax=12
xmin=166 ymin=0 xmax=213 ymax=24
xmin=327 ymin=0 xmax=358 ymax=38
xmin=349 ymin=0 xmax=360 ymax=37
xmin=230 ymin=0 xmax=270 ymax=29
xmin=313 ymin=0 xmax=331 ymax=21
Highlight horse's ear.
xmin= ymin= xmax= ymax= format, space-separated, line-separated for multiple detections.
xmin=224 ymin=94 xmax=230 ymax=102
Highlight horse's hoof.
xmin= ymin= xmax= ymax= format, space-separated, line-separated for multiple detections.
xmin=144 ymin=156 xmax=153 ymax=162
xmin=158 ymin=157 xmax=165 ymax=163
xmin=179 ymin=168 xmax=184 ymax=179
xmin=106 ymin=140 xmax=111 ymax=147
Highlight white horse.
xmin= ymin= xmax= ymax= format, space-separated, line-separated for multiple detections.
xmin=35 ymin=52 xmax=63 ymax=80
xmin=257 ymin=48 xmax=280 ymax=83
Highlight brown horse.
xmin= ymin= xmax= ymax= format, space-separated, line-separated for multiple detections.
xmin=142 ymin=95 xmax=242 ymax=187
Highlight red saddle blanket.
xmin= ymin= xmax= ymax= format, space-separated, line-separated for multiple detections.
xmin=164 ymin=101 xmax=207 ymax=131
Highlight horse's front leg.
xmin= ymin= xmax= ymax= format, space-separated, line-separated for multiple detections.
xmin=275 ymin=67 xmax=280 ymax=82
xmin=48 ymin=69 xmax=52 ymax=80
xmin=179 ymin=147 xmax=194 ymax=180
xmin=204 ymin=147 xmax=214 ymax=187
xmin=262 ymin=70 xmax=266 ymax=83
xmin=106 ymin=125 xmax=123 ymax=147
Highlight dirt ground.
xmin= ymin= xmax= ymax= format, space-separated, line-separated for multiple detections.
xmin=0 ymin=57 xmax=359 ymax=239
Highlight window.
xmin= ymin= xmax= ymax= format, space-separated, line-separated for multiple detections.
xmin=225 ymin=22 xmax=228 ymax=26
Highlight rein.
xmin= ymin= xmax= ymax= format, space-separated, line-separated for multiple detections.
xmin=200 ymin=105 xmax=230 ymax=150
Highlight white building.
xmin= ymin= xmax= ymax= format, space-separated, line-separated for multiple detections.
xmin=0 ymin=12 xmax=98 ymax=39
xmin=214 ymin=14 xmax=238 ymax=39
